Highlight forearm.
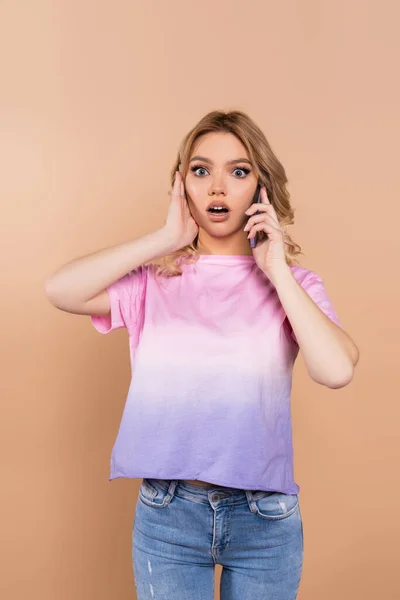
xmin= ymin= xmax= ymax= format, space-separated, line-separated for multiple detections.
xmin=273 ymin=267 xmax=359 ymax=388
xmin=44 ymin=227 xmax=175 ymax=305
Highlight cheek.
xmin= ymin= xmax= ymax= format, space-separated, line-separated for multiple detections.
xmin=237 ymin=194 xmax=255 ymax=216
xmin=185 ymin=178 xmax=203 ymax=199
xmin=185 ymin=180 xmax=205 ymax=211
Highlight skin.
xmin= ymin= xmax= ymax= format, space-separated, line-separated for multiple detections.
xmin=183 ymin=131 xmax=259 ymax=257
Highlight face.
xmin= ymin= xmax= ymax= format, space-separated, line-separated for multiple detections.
xmin=184 ymin=132 xmax=258 ymax=236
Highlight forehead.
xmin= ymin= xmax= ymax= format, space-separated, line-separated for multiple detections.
xmin=190 ymin=132 xmax=249 ymax=162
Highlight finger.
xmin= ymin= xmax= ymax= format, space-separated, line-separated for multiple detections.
xmin=245 ymin=203 xmax=277 ymax=218
xmin=244 ymin=212 xmax=269 ymax=231
xmin=260 ymin=185 xmax=271 ymax=205
xmin=260 ymin=187 xmax=280 ymax=223
xmin=245 ymin=202 xmax=278 ymax=223
xmin=244 ymin=213 xmax=279 ymax=231
xmin=247 ymin=220 xmax=282 ymax=239
xmin=175 ymin=170 xmax=186 ymax=199
xmin=245 ymin=203 xmax=279 ymax=226
xmin=171 ymin=171 xmax=182 ymax=198
xmin=245 ymin=203 xmax=269 ymax=214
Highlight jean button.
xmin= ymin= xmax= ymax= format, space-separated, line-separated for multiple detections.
xmin=212 ymin=493 xmax=220 ymax=501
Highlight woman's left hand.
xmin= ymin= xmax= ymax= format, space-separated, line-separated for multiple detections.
xmin=243 ymin=186 xmax=290 ymax=284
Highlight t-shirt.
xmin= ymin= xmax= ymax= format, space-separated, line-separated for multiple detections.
xmin=90 ymin=254 xmax=342 ymax=494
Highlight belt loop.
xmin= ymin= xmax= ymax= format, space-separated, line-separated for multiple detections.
xmin=245 ymin=489 xmax=257 ymax=513
xmin=168 ymin=480 xmax=178 ymax=497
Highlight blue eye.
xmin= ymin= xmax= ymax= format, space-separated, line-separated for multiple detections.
xmin=190 ymin=166 xmax=208 ymax=176
xmin=190 ymin=165 xmax=251 ymax=177
xmin=233 ymin=167 xmax=251 ymax=177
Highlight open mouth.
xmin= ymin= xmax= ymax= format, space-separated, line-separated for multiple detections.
xmin=207 ymin=207 xmax=229 ymax=214
xmin=206 ymin=207 xmax=231 ymax=222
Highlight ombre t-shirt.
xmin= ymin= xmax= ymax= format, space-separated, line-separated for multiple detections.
xmin=90 ymin=254 xmax=342 ymax=494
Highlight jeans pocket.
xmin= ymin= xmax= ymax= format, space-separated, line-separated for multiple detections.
xmin=250 ymin=491 xmax=299 ymax=521
xmin=138 ymin=478 xmax=175 ymax=509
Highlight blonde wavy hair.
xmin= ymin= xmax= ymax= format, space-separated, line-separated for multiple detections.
xmin=147 ymin=109 xmax=303 ymax=277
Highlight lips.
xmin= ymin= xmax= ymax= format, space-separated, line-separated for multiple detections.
xmin=206 ymin=200 xmax=231 ymax=212
xmin=206 ymin=210 xmax=231 ymax=222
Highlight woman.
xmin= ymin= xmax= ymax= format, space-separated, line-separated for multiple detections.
xmin=45 ymin=110 xmax=359 ymax=599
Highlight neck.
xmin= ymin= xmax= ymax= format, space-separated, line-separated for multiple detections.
xmin=196 ymin=227 xmax=253 ymax=256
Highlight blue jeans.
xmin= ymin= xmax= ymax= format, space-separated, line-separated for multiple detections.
xmin=133 ymin=478 xmax=304 ymax=599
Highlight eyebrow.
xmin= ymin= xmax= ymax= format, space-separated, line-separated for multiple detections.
xmin=189 ymin=155 xmax=252 ymax=166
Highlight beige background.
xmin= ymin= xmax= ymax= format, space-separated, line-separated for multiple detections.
xmin=1 ymin=1 xmax=399 ymax=598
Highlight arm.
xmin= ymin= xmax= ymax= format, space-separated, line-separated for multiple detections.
xmin=44 ymin=228 xmax=176 ymax=312
xmin=244 ymin=187 xmax=359 ymax=389
xmin=274 ymin=266 xmax=359 ymax=389
xmin=44 ymin=169 xmax=197 ymax=314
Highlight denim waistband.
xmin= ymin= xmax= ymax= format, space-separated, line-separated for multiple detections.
xmin=145 ymin=478 xmax=261 ymax=500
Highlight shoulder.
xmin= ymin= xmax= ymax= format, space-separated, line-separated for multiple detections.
xmin=289 ymin=265 xmax=322 ymax=287
xmin=110 ymin=264 xmax=150 ymax=298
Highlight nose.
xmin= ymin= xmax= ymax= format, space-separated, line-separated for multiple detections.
xmin=208 ymin=180 xmax=227 ymax=196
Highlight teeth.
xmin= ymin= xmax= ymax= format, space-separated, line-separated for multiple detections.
xmin=211 ymin=206 xmax=225 ymax=210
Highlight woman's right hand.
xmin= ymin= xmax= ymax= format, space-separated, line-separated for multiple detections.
xmin=161 ymin=170 xmax=199 ymax=252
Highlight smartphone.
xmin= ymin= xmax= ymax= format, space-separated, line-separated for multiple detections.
xmin=249 ymin=183 xmax=268 ymax=249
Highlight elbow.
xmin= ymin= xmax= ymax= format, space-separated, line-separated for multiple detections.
xmin=311 ymin=358 xmax=357 ymax=389
xmin=325 ymin=372 xmax=354 ymax=389
xmin=44 ymin=277 xmax=66 ymax=309
xmin=44 ymin=278 xmax=55 ymax=300
xmin=323 ymin=364 xmax=355 ymax=389
xmin=352 ymin=344 xmax=360 ymax=367
xmin=44 ymin=278 xmax=59 ymax=306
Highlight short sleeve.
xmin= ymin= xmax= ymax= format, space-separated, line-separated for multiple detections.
xmin=90 ymin=265 xmax=148 ymax=336
xmin=289 ymin=270 xmax=343 ymax=345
